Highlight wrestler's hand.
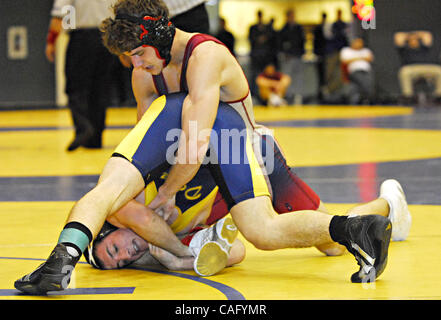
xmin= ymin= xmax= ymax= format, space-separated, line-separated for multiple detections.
xmin=156 ymin=196 xmax=178 ymax=222
xmin=148 ymin=244 xmax=193 ymax=271
xmin=149 ymin=189 xmax=176 ymax=221
xmin=148 ymin=186 xmax=172 ymax=210
xmin=149 ymin=244 xmax=181 ymax=270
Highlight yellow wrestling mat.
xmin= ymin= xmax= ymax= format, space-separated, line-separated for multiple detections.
xmin=0 ymin=105 xmax=412 ymax=127
xmin=1 ymin=105 xmax=440 ymax=300
xmin=1 ymin=126 xmax=441 ymax=176
xmin=253 ymin=104 xmax=413 ymax=121
xmin=0 ymin=203 xmax=440 ymax=300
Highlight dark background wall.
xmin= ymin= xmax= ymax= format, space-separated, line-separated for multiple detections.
xmin=0 ymin=0 xmax=54 ymax=108
xmin=357 ymin=0 xmax=441 ymax=100
xmin=1 ymin=0 xmax=441 ymax=107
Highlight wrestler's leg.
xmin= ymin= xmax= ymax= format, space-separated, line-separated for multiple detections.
xmin=228 ymin=239 xmax=246 ymax=266
xmin=14 ymin=94 xmax=188 ymax=293
xmin=315 ymin=199 xmax=390 ymax=256
xmin=230 ymin=195 xmax=392 ymax=284
xmin=263 ymin=135 xmax=391 ymax=256
xmin=346 ymin=198 xmax=390 ymax=217
xmin=313 ymin=201 xmax=346 ymax=256
xmin=231 ymin=196 xmax=335 ymax=251
xmin=67 ymin=157 xmax=145 ymax=237
xmin=14 ymin=156 xmax=145 ymax=294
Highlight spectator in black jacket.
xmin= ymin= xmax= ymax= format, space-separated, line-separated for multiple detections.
xmin=266 ymin=17 xmax=279 ymax=68
xmin=215 ymin=17 xmax=235 ymax=56
xmin=248 ymin=10 xmax=273 ymax=96
xmin=313 ymin=12 xmax=328 ymax=102
xmin=331 ymin=9 xmax=349 ymax=53
xmin=278 ymin=9 xmax=305 ymax=104
xmin=325 ymin=9 xmax=349 ymax=95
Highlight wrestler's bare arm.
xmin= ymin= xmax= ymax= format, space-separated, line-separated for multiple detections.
xmin=150 ymin=43 xmax=223 ymax=208
xmin=107 ymin=199 xmax=195 ymax=271
xmin=107 ymin=198 xmax=192 ymax=257
xmin=148 ymin=244 xmax=194 ymax=270
xmin=132 ymin=67 xmax=159 ymax=122
xmin=108 ymin=192 xmax=246 ymax=271
xmin=129 ymin=239 xmax=246 ymax=271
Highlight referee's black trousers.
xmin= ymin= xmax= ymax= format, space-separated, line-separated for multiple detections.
xmin=65 ymin=29 xmax=114 ymax=147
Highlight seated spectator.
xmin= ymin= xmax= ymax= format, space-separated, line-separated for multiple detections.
xmin=394 ymin=31 xmax=441 ymax=103
xmin=256 ymin=63 xmax=291 ymax=106
xmin=340 ymin=37 xmax=375 ymax=104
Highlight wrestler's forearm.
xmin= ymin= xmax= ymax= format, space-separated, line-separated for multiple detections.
xmin=130 ymin=253 xmax=194 ymax=271
xmin=157 ymin=240 xmax=245 ymax=270
xmin=147 ymin=163 xmax=202 ymax=223
xmin=169 ymin=256 xmax=195 ymax=270
xmin=145 ymin=244 xmax=195 ymax=270
xmin=109 ymin=200 xmax=192 ymax=257
xmin=159 ymin=93 xmax=214 ymax=196
xmin=132 ymin=212 xmax=192 ymax=257
xmin=160 ymin=79 xmax=218 ymax=195
xmin=160 ymin=163 xmax=201 ymax=196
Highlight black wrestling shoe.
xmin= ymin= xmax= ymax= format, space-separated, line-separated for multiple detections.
xmin=14 ymin=244 xmax=80 ymax=295
xmin=333 ymin=215 xmax=392 ymax=283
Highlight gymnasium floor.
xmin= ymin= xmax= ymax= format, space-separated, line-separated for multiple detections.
xmin=1 ymin=103 xmax=441 ymax=300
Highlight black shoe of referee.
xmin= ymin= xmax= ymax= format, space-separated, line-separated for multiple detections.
xmin=14 ymin=244 xmax=80 ymax=295
xmin=331 ymin=215 xmax=392 ymax=283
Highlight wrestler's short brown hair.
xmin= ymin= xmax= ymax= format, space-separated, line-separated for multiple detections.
xmin=100 ymin=0 xmax=170 ymax=55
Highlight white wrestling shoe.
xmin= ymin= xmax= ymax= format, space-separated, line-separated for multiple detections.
xmin=189 ymin=217 xmax=238 ymax=277
xmin=380 ymin=179 xmax=412 ymax=241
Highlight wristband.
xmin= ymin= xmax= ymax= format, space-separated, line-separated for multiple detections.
xmin=46 ymin=30 xmax=59 ymax=45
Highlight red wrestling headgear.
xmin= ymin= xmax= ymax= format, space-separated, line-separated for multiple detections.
xmin=115 ymin=13 xmax=176 ymax=67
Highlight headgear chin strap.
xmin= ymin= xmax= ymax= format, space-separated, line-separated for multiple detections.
xmin=115 ymin=13 xmax=176 ymax=67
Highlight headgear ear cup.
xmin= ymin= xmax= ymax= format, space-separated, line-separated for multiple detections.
xmin=115 ymin=14 xmax=176 ymax=67
xmin=83 ymin=222 xmax=118 ymax=269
